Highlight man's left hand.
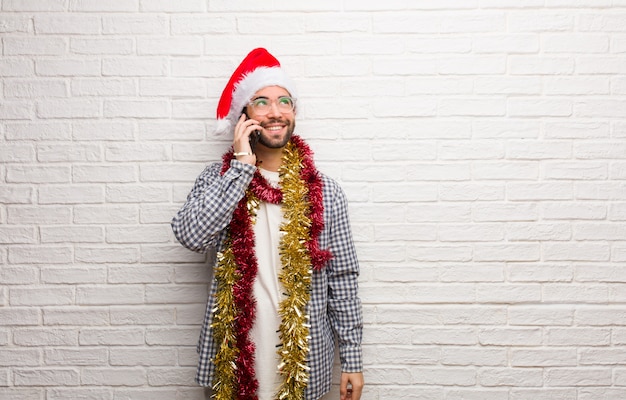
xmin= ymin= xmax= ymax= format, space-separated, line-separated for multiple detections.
xmin=340 ymin=372 xmax=364 ymax=400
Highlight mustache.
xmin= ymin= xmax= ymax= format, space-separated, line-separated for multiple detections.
xmin=260 ymin=119 xmax=287 ymax=127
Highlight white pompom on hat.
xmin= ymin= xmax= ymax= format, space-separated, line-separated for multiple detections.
xmin=214 ymin=48 xmax=298 ymax=136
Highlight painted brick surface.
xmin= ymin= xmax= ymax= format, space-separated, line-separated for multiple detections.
xmin=2 ymin=2 xmax=626 ymax=399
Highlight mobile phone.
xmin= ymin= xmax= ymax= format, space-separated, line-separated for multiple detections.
xmin=242 ymin=112 xmax=261 ymax=151
xmin=249 ymin=130 xmax=260 ymax=151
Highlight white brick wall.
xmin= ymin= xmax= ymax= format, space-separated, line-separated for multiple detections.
xmin=2 ymin=1 xmax=626 ymax=399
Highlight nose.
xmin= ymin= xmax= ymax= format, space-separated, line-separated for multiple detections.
xmin=266 ymin=100 xmax=282 ymax=117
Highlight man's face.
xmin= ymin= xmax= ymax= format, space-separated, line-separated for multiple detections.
xmin=245 ymin=86 xmax=296 ymax=149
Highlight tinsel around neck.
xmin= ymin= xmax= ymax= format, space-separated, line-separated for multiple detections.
xmin=212 ymin=136 xmax=332 ymax=399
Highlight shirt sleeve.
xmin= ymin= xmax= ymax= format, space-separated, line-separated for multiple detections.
xmin=171 ymin=160 xmax=256 ymax=253
xmin=325 ymin=181 xmax=364 ymax=373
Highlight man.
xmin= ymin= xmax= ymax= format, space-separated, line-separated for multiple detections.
xmin=172 ymin=48 xmax=364 ymax=400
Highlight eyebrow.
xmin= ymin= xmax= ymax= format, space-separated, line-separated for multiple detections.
xmin=251 ymin=96 xmax=291 ymax=101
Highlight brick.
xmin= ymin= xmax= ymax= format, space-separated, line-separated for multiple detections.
xmin=3 ymin=38 xmax=66 ymax=55
xmin=0 ymin=266 xmax=38 ymax=284
xmin=170 ymin=58 xmax=232 ymax=78
xmin=137 ymin=37 xmax=203 ymax=56
xmin=37 ymin=99 xmax=100 ymax=118
xmin=544 ymin=243 xmax=610 ymax=262
xmin=5 ymin=122 xmax=71 ymax=141
xmin=44 ymin=348 xmax=108 ymax=366
xmin=509 ymin=306 xmax=574 ymax=326
xmin=73 ymin=205 xmax=138 ymax=224
xmin=34 ymin=15 xmax=100 ymax=34
xmin=79 ymin=328 xmax=144 ymax=346
xmin=0 ymin=59 xmax=35 ymax=77
xmin=75 ymin=247 xmax=139 ymax=264
xmin=439 ymin=224 xmax=504 ymax=242
xmin=547 ymin=327 xmax=611 ymax=346
xmin=81 ymin=368 xmax=146 ymax=386
xmin=442 ymin=347 xmax=507 ymax=366
xmin=0 ymin=389 xmax=44 ymax=399
xmin=509 ymin=55 xmax=575 ymax=75
xmin=545 ymin=368 xmax=612 ymax=386
xmin=478 ymin=327 xmax=541 ymax=346
xmin=40 ymin=226 xmax=104 ymax=243
xmin=7 ymin=165 xmax=70 ymax=183
xmin=171 ymin=99 xmax=214 ymax=119
xmin=106 ymin=225 xmax=171 ymax=244
xmin=0 ymin=227 xmax=38 ymax=244
xmin=9 ymin=247 xmax=73 ymax=265
xmin=509 ymin=13 xmax=574 ymax=32
xmin=0 ymin=101 xmax=33 ymax=120
xmin=0 ymin=308 xmax=40 ymax=326
xmin=69 ymin=0 xmax=139 ymax=12
xmin=72 ymin=165 xmax=136 ymax=183
xmin=439 ymin=183 xmax=505 ymax=201
xmin=0 ymin=183 xmax=32 ymax=204
xmin=140 ymin=122 xmax=205 ymax=141
xmin=170 ymin=15 xmax=235 ymax=34
xmin=108 ymin=265 xmax=171 ymax=284
xmin=543 ymin=284 xmax=608 ymax=303
xmin=411 ymin=367 xmax=476 ymax=386
xmin=4 ymin=79 xmax=67 ymax=98
xmin=13 ymin=328 xmax=78 ymax=346
xmin=372 ymin=183 xmax=437 ymax=202
xmin=0 ymin=16 xmax=31 ymax=33
xmin=35 ymin=59 xmax=99 ymax=77
xmin=14 ymin=368 xmax=80 ymax=386
xmin=0 ymin=349 xmax=41 ymax=366
xmin=10 ymin=285 xmax=74 ymax=306
xmin=110 ymin=348 xmax=177 ymax=366
xmin=545 ymin=121 xmax=610 ymax=139
xmin=3 ymin=0 xmax=66 ymax=11
xmin=102 ymin=57 xmax=167 ymax=77
xmin=147 ymin=367 xmax=197 ymax=386
xmin=145 ymin=284 xmax=208 ymax=304
xmin=72 ymin=121 xmax=134 ymax=141
xmin=43 ymin=307 xmax=109 ymax=326
xmin=476 ymin=285 xmax=542 ymax=303
xmin=102 ymin=15 xmax=167 ymax=34
xmin=76 ymin=285 xmax=143 ymax=305
xmin=104 ymin=100 xmax=169 ymax=118
xmin=38 ymin=185 xmax=104 ymax=204
xmin=139 ymin=0 xmax=206 ymax=12
xmin=70 ymin=38 xmax=134 ymax=55
xmin=479 ymin=368 xmax=543 ymax=387
xmin=509 ymin=98 xmax=572 ymax=117
xmin=106 ymin=184 xmax=170 ymax=203
xmin=145 ymin=327 xmax=198 ymax=346
xmin=109 ymin=307 xmax=175 ymax=325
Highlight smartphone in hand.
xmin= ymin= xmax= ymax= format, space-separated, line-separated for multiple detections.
xmin=242 ymin=112 xmax=261 ymax=151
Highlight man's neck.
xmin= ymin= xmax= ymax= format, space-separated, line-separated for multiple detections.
xmin=254 ymin=145 xmax=284 ymax=172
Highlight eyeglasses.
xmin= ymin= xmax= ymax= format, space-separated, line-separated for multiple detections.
xmin=247 ymin=96 xmax=295 ymax=115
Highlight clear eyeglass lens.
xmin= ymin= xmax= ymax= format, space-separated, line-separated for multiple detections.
xmin=250 ymin=96 xmax=294 ymax=115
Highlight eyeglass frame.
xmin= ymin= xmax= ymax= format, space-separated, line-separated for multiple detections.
xmin=246 ymin=96 xmax=296 ymax=116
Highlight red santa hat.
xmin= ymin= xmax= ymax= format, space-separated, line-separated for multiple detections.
xmin=215 ymin=48 xmax=298 ymax=135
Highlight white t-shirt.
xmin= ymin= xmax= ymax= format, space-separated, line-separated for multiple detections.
xmin=251 ymin=168 xmax=284 ymax=399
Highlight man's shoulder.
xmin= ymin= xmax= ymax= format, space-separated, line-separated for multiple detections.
xmin=318 ymin=172 xmax=346 ymax=198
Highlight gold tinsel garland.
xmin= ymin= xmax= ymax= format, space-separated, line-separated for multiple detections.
xmin=211 ymin=243 xmax=240 ymax=399
xmin=211 ymin=141 xmax=313 ymax=399
xmin=276 ymin=142 xmax=313 ymax=399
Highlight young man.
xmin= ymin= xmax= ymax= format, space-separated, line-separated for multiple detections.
xmin=172 ymin=48 xmax=364 ymax=400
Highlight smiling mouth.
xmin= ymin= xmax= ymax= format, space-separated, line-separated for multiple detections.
xmin=264 ymin=125 xmax=284 ymax=133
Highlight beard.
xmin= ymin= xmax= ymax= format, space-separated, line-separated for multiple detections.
xmin=258 ymin=118 xmax=296 ymax=149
